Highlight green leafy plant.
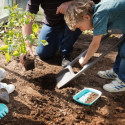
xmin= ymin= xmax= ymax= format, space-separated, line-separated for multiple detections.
xmin=0 ymin=4 xmax=48 ymax=63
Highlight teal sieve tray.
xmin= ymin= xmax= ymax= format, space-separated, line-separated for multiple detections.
xmin=73 ymin=88 xmax=102 ymax=106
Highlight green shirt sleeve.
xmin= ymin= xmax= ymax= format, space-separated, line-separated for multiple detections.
xmin=93 ymin=12 xmax=109 ymax=36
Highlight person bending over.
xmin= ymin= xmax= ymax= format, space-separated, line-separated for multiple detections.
xmin=22 ymin=0 xmax=100 ymax=67
xmin=65 ymin=0 xmax=125 ymax=92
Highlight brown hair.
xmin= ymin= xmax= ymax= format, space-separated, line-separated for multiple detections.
xmin=64 ymin=0 xmax=95 ymax=31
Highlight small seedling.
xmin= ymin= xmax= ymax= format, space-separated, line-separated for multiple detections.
xmin=0 ymin=4 xmax=48 ymax=70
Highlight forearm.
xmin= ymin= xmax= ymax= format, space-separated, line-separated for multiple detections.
xmin=22 ymin=21 xmax=33 ymax=37
xmin=80 ymin=35 xmax=102 ymax=65
xmin=22 ymin=21 xmax=33 ymax=46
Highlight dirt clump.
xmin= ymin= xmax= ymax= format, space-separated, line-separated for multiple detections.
xmin=20 ymin=54 xmax=35 ymax=70
xmin=85 ymin=92 xmax=99 ymax=104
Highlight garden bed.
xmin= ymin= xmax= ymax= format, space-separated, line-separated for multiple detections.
xmin=0 ymin=33 xmax=125 ymax=125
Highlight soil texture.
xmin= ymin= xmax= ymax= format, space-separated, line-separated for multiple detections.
xmin=0 ymin=33 xmax=125 ymax=125
xmin=20 ymin=54 xmax=35 ymax=71
xmin=85 ymin=93 xmax=99 ymax=104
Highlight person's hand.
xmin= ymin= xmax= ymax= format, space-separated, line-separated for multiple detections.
xmin=26 ymin=45 xmax=34 ymax=58
xmin=25 ymin=40 xmax=34 ymax=58
xmin=79 ymin=57 xmax=87 ymax=66
xmin=56 ymin=1 xmax=72 ymax=15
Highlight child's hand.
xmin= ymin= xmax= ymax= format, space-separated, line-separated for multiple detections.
xmin=79 ymin=57 xmax=88 ymax=66
xmin=79 ymin=57 xmax=85 ymax=66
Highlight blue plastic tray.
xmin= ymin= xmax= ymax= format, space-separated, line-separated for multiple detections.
xmin=73 ymin=88 xmax=102 ymax=106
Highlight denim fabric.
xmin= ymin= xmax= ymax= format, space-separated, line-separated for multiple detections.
xmin=36 ymin=23 xmax=81 ymax=59
xmin=113 ymin=35 xmax=125 ymax=83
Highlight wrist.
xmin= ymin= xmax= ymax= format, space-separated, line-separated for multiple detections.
xmin=25 ymin=40 xmax=32 ymax=47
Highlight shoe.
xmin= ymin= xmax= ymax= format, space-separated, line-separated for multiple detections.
xmin=61 ymin=54 xmax=72 ymax=67
xmin=0 ymin=68 xmax=6 ymax=81
xmin=103 ymin=78 xmax=125 ymax=92
xmin=0 ymin=82 xmax=15 ymax=94
xmin=97 ymin=69 xmax=117 ymax=79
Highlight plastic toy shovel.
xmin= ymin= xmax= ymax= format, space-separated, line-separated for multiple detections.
xmin=0 ymin=88 xmax=9 ymax=103
xmin=56 ymin=34 xmax=125 ymax=88
xmin=0 ymin=103 xmax=9 ymax=119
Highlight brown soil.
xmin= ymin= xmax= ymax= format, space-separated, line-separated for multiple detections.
xmin=85 ymin=93 xmax=99 ymax=104
xmin=0 ymin=33 xmax=125 ymax=125
xmin=20 ymin=54 xmax=35 ymax=71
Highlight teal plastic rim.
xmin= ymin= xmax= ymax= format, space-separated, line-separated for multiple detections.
xmin=73 ymin=88 xmax=102 ymax=106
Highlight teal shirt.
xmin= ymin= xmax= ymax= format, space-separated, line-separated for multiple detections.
xmin=93 ymin=0 xmax=125 ymax=36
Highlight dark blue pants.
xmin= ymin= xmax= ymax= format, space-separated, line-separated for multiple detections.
xmin=113 ymin=35 xmax=125 ymax=82
xmin=36 ymin=23 xmax=81 ymax=59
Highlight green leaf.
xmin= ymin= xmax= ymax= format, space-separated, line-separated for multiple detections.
xmin=15 ymin=4 xmax=18 ymax=8
xmin=0 ymin=45 xmax=9 ymax=51
xmin=25 ymin=35 xmax=34 ymax=45
xmin=29 ymin=39 xmax=34 ymax=45
xmin=31 ymin=33 xmax=37 ymax=39
xmin=13 ymin=4 xmax=18 ymax=9
xmin=25 ymin=35 xmax=32 ymax=40
xmin=9 ymin=30 xmax=14 ymax=36
xmin=8 ymin=22 xmax=14 ymax=27
xmin=40 ymin=40 xmax=49 ymax=46
xmin=19 ymin=44 xmax=26 ymax=54
xmin=25 ymin=18 xmax=31 ymax=24
xmin=13 ymin=51 xmax=19 ymax=57
xmin=32 ymin=23 xmax=39 ymax=33
xmin=5 ymin=53 xmax=11 ymax=63
xmin=4 ymin=7 xmax=8 ymax=9
xmin=11 ymin=13 xmax=16 ymax=17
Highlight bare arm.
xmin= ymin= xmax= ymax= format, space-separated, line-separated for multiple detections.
xmin=22 ymin=18 xmax=34 ymax=57
xmin=22 ymin=21 xmax=33 ymax=38
xmin=79 ymin=35 xmax=102 ymax=66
